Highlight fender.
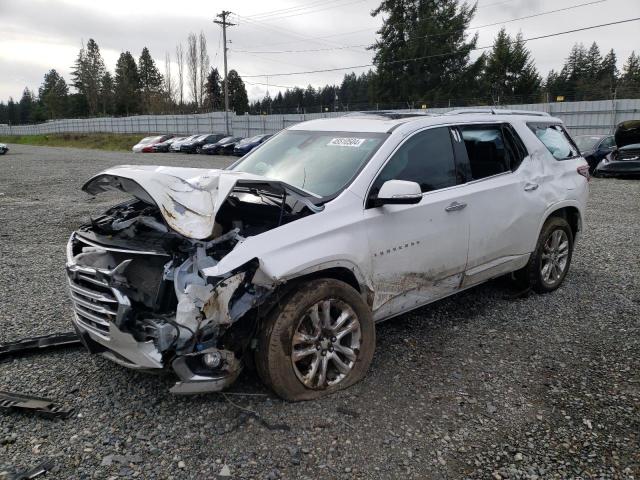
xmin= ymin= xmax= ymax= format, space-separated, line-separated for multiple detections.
xmin=537 ymin=199 xmax=583 ymax=242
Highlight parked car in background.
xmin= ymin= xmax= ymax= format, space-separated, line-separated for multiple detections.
xmin=595 ymin=120 xmax=640 ymax=177
xmin=153 ymin=136 xmax=184 ymax=153
xmin=574 ymin=134 xmax=615 ymax=172
xmin=132 ymin=135 xmax=173 ymax=153
xmin=233 ymin=134 xmax=272 ymax=156
xmin=0 ymin=143 xmax=8 ymax=155
xmin=67 ymin=110 xmax=588 ymax=400
xmin=201 ymin=136 xmax=243 ymax=155
xmin=170 ymin=135 xmax=200 ymax=153
xmin=181 ymin=134 xmax=225 ymax=154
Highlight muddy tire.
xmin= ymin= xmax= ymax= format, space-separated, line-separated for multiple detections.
xmin=255 ymin=279 xmax=375 ymax=401
xmin=514 ymin=216 xmax=574 ymax=293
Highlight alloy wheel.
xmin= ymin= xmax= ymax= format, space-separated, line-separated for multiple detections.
xmin=291 ymin=299 xmax=361 ymax=389
xmin=540 ymin=229 xmax=569 ymax=286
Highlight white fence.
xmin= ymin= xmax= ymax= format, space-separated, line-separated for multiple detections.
xmin=2 ymin=99 xmax=639 ymax=137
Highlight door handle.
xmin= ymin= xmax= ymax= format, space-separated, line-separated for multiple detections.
xmin=445 ymin=201 xmax=467 ymax=212
xmin=524 ymin=183 xmax=539 ymax=191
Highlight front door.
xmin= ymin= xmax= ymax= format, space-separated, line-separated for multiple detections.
xmin=363 ymin=127 xmax=470 ymax=321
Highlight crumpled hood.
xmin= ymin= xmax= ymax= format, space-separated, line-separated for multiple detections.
xmin=82 ymin=166 xmax=270 ymax=240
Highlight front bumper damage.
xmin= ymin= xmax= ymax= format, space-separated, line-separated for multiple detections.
xmin=66 ymin=231 xmax=270 ymax=394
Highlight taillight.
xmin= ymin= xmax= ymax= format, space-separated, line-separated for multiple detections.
xmin=577 ymin=165 xmax=590 ymax=181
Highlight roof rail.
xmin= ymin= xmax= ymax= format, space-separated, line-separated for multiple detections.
xmin=445 ymin=108 xmax=550 ymax=117
xmin=344 ymin=111 xmax=435 ymax=119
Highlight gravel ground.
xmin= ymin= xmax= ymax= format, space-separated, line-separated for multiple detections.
xmin=0 ymin=144 xmax=638 ymax=480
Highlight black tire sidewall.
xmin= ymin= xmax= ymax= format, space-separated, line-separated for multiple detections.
xmin=532 ymin=217 xmax=574 ymax=293
xmin=256 ymin=279 xmax=375 ymax=401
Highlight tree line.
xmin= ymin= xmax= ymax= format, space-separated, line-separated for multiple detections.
xmin=250 ymin=0 xmax=640 ymax=114
xmin=0 ymin=34 xmax=250 ymax=125
xmin=2 ymin=0 xmax=640 ymax=124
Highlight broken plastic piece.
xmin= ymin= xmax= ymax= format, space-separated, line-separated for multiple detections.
xmin=7 ymin=459 xmax=55 ymax=480
xmin=0 ymin=391 xmax=74 ymax=419
xmin=0 ymin=332 xmax=81 ymax=360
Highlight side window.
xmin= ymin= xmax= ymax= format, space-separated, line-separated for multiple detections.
xmin=370 ymin=127 xmax=457 ymax=198
xmin=503 ymin=124 xmax=528 ymax=170
xmin=459 ymin=124 xmax=512 ymax=180
xmin=527 ymin=123 xmax=580 ymax=160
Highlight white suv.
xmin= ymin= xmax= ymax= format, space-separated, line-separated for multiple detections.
xmin=67 ymin=110 xmax=589 ymax=400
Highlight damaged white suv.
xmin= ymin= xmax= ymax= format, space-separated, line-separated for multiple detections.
xmin=67 ymin=110 xmax=589 ymax=400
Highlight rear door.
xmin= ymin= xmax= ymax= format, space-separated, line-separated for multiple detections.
xmin=452 ymin=123 xmax=546 ymax=286
xmin=363 ymin=127 xmax=470 ymax=321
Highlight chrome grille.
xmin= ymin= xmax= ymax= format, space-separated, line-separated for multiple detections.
xmin=67 ymin=269 xmax=118 ymax=337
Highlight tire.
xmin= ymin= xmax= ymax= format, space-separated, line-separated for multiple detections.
xmin=196 ymin=147 xmax=202 ymax=154
xmin=255 ymin=279 xmax=375 ymax=401
xmin=514 ymin=216 xmax=574 ymax=293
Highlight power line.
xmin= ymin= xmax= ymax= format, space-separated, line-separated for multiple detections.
xmin=234 ymin=0 xmax=607 ymax=54
xmin=245 ymin=80 xmax=297 ymax=89
xmin=246 ymin=0 xmax=363 ymax=22
xmin=244 ymin=0 xmax=347 ymax=21
xmin=242 ymin=16 xmax=640 ymax=77
xmin=232 ymin=13 xmax=365 ymax=56
xmin=246 ymin=0 xmax=367 ymax=22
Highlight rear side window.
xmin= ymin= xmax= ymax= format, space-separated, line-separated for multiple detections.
xmin=528 ymin=123 xmax=579 ymax=160
xmin=459 ymin=125 xmax=512 ymax=180
xmin=370 ymin=127 xmax=457 ymax=196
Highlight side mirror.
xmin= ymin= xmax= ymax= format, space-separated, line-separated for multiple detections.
xmin=371 ymin=180 xmax=422 ymax=207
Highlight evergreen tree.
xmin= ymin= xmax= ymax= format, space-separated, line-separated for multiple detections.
xmin=114 ymin=51 xmax=141 ymax=115
xmin=39 ymin=69 xmax=68 ymax=119
xmin=18 ymin=88 xmax=35 ymax=123
xmin=585 ymin=42 xmax=603 ymax=79
xmin=483 ymin=29 xmax=540 ymax=103
xmin=226 ymin=70 xmax=248 ymax=114
xmin=7 ymin=98 xmax=18 ymax=124
xmin=100 ymin=71 xmax=116 ymax=115
xmin=303 ymin=85 xmax=317 ymax=110
xmin=619 ymin=51 xmax=640 ymax=97
xmin=204 ymin=68 xmax=222 ymax=110
xmin=371 ymin=0 xmax=478 ymax=103
xmin=599 ymin=49 xmax=618 ymax=91
xmin=71 ymin=39 xmax=105 ymax=115
xmin=138 ymin=47 xmax=163 ymax=113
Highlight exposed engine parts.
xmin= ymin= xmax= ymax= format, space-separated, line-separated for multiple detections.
xmin=67 ymin=174 xmax=318 ymax=394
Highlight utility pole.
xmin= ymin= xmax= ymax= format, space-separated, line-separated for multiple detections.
xmin=214 ymin=11 xmax=235 ymax=135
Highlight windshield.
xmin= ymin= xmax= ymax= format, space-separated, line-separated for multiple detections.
xmin=231 ymin=130 xmax=387 ymax=197
xmin=574 ymin=136 xmax=600 ymax=151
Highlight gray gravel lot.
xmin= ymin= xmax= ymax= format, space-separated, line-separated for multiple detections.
xmin=1 ymin=144 xmax=639 ymax=479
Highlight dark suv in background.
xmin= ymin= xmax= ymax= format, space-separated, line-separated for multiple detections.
xmin=180 ymin=134 xmax=225 ymax=154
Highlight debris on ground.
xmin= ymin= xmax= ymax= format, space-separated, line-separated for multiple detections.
xmin=0 ymin=391 xmax=74 ymax=419
xmin=0 ymin=333 xmax=81 ymax=360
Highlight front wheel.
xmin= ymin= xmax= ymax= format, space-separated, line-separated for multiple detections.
xmin=515 ymin=216 xmax=574 ymax=293
xmin=255 ymin=279 xmax=375 ymax=401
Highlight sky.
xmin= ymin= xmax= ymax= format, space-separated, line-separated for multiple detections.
xmin=1 ymin=0 xmax=639 ymax=103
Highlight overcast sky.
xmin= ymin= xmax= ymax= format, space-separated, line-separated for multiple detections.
xmin=1 ymin=0 xmax=639 ymax=103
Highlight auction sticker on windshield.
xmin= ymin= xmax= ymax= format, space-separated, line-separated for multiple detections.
xmin=327 ymin=137 xmax=366 ymax=147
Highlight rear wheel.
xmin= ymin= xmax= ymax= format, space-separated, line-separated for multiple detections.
xmin=515 ymin=217 xmax=574 ymax=293
xmin=255 ymin=279 xmax=375 ymax=401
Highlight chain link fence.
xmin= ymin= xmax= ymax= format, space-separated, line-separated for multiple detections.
xmin=2 ymin=99 xmax=639 ymax=137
